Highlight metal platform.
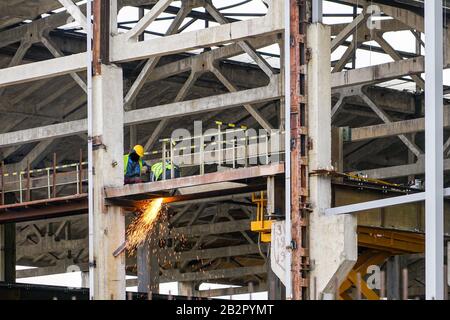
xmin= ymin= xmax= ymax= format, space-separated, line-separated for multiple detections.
xmin=105 ymin=163 xmax=285 ymax=203
xmin=0 ymin=194 xmax=87 ymax=224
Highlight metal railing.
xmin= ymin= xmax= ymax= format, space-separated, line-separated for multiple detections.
xmin=1 ymin=126 xmax=285 ymax=204
xmin=0 ymin=152 xmax=87 ymax=206
xmin=144 ymin=124 xmax=285 ymax=180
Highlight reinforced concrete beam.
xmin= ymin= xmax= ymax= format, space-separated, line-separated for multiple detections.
xmin=161 ymin=264 xmax=267 ymax=282
xmin=0 ymin=75 xmax=280 ymax=148
xmin=330 ymin=0 xmax=425 ymax=31
xmin=123 ymin=0 xmax=172 ymax=40
xmin=162 ymin=244 xmax=266 ymax=263
xmin=0 ymin=53 xmax=87 ymax=88
xmin=331 ymin=57 xmax=425 ymax=89
xmin=195 ymin=283 xmax=268 ymax=298
xmin=16 ymin=262 xmax=89 ymax=278
xmin=57 ymin=0 xmax=88 ymax=31
xmin=110 ymin=2 xmax=284 ymax=63
xmin=0 ymin=119 xmax=87 ymax=148
xmin=124 ymin=75 xmax=281 ymax=126
xmin=171 ymin=219 xmax=251 ymax=237
xmin=16 ymin=238 xmax=87 ymax=257
xmin=348 ymin=107 xmax=450 ymax=141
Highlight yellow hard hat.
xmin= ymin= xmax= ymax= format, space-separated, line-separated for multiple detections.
xmin=133 ymin=145 xmax=145 ymax=157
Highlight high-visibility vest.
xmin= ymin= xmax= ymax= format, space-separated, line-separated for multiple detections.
xmin=151 ymin=161 xmax=173 ymax=180
xmin=123 ymin=154 xmax=143 ymax=176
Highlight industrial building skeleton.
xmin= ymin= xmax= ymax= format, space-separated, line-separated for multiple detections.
xmin=0 ymin=0 xmax=448 ymax=300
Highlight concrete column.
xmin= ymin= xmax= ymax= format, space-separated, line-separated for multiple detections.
xmin=81 ymin=271 xmax=89 ymax=288
xmin=307 ymin=24 xmax=357 ymax=299
xmin=0 ymin=224 xmax=15 ymax=283
xmin=268 ymin=177 xmax=286 ymax=300
xmin=92 ymin=64 xmax=126 ymax=300
xmin=178 ymin=281 xmax=196 ymax=297
xmin=386 ymin=255 xmax=407 ymax=300
xmin=137 ymin=236 xmax=159 ymax=294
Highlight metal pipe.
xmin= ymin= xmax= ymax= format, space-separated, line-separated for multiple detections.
xmin=402 ymin=268 xmax=409 ymax=300
xmin=284 ymin=0 xmax=293 ymax=300
xmin=425 ymin=0 xmax=444 ymax=300
xmin=79 ymin=149 xmax=83 ymax=194
xmin=19 ymin=172 xmax=22 ymax=203
xmin=1 ymin=161 xmax=4 ymax=205
xmin=53 ymin=153 xmax=57 ymax=199
xmin=26 ymin=160 xmax=30 ymax=202
xmin=86 ymin=0 xmax=95 ymax=301
xmin=47 ymin=168 xmax=51 ymax=199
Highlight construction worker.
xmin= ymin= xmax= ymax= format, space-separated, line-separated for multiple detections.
xmin=150 ymin=160 xmax=180 ymax=182
xmin=124 ymin=145 xmax=150 ymax=184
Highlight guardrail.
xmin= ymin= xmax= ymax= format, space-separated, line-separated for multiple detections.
xmin=146 ymin=125 xmax=285 ymax=180
xmin=1 ymin=152 xmax=86 ymax=206
xmin=1 ymin=125 xmax=285 ymax=205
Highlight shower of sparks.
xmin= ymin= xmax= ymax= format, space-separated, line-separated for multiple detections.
xmin=126 ymin=198 xmax=164 ymax=254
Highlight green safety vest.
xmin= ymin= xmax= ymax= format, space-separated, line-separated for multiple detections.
xmin=123 ymin=154 xmax=143 ymax=175
xmin=151 ymin=161 xmax=173 ymax=180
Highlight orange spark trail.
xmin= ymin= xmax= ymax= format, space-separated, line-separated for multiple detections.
xmin=126 ymin=198 xmax=164 ymax=253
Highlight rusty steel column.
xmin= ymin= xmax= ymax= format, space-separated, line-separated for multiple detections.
xmin=290 ymin=0 xmax=310 ymax=300
xmin=93 ymin=0 xmax=110 ymax=75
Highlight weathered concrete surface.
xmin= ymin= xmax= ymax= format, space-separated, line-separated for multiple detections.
xmin=92 ymin=64 xmax=126 ymax=300
xmin=307 ymin=24 xmax=357 ymax=299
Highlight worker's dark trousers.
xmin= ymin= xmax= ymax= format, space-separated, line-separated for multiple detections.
xmin=124 ymin=177 xmax=143 ymax=185
xmin=150 ymin=168 xmax=180 ymax=182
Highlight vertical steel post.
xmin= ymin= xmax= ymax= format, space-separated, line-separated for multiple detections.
xmin=87 ymin=0 xmax=94 ymax=299
xmin=47 ymin=168 xmax=51 ymax=199
xmin=79 ymin=149 xmax=83 ymax=194
xmin=425 ymin=0 xmax=444 ymax=300
xmin=76 ymin=164 xmax=80 ymax=194
xmin=19 ymin=172 xmax=22 ymax=203
xmin=200 ymin=135 xmax=205 ymax=175
xmin=290 ymin=0 xmax=310 ymax=300
xmin=312 ymin=0 xmax=322 ymax=23
xmin=26 ymin=160 xmax=30 ymax=202
xmin=1 ymin=161 xmax=4 ymax=206
xmin=284 ymin=0 xmax=292 ymax=300
xmin=162 ymin=141 xmax=167 ymax=180
xmin=170 ymin=138 xmax=175 ymax=179
xmin=218 ymin=124 xmax=222 ymax=166
xmin=52 ymin=153 xmax=57 ymax=198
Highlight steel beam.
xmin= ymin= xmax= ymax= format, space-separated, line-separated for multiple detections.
xmin=0 ymin=195 xmax=88 ymax=224
xmin=325 ymin=192 xmax=426 ymax=216
xmin=105 ymin=163 xmax=284 ymax=199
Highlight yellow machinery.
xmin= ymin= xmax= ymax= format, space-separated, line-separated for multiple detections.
xmin=250 ymin=191 xmax=272 ymax=243
xmin=339 ymin=227 xmax=425 ymax=300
